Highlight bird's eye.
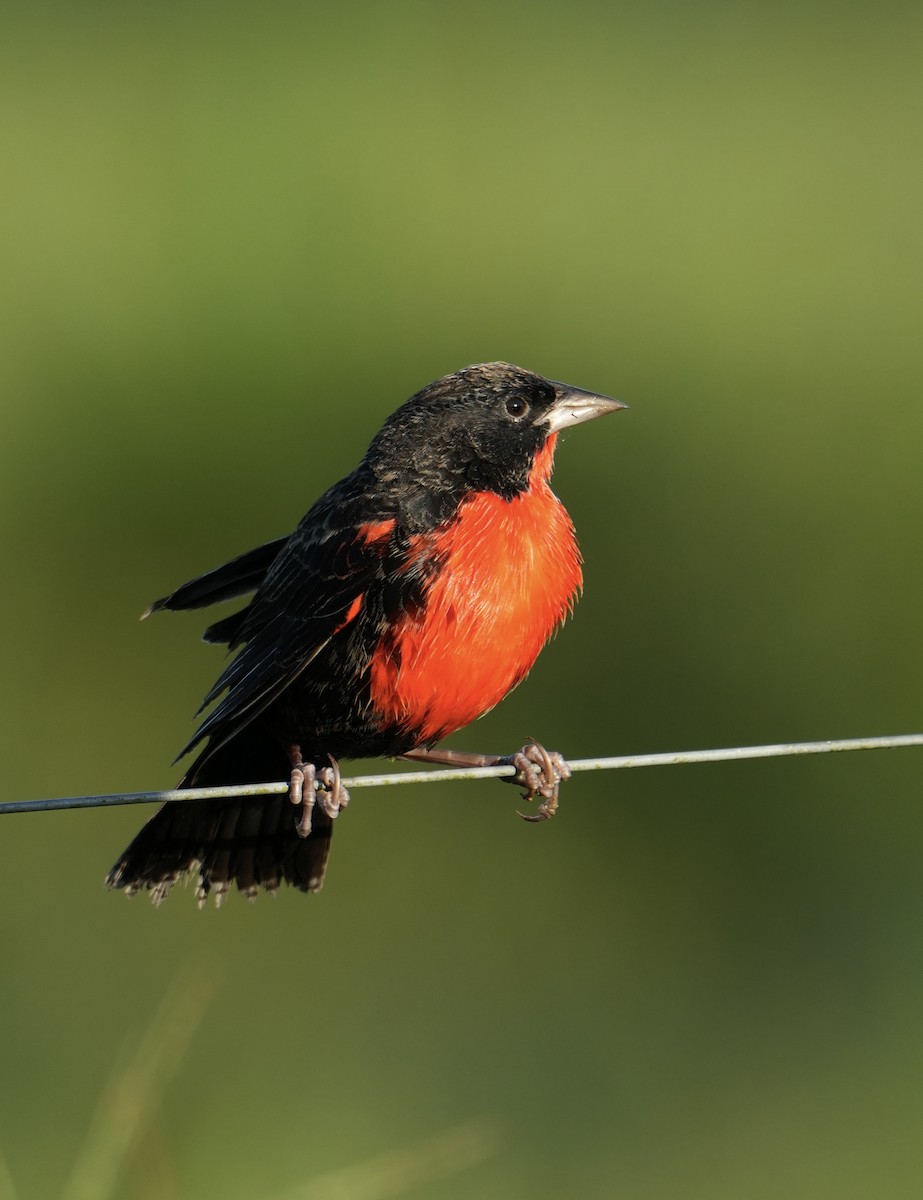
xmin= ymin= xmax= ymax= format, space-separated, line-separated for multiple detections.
xmin=505 ymin=396 xmax=529 ymax=419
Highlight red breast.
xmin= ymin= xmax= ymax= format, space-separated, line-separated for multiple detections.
xmin=369 ymin=434 xmax=582 ymax=744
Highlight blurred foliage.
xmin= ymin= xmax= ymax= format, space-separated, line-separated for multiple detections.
xmin=1 ymin=0 xmax=922 ymax=1197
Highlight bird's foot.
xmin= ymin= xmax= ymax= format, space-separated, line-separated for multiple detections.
xmin=316 ymin=755 xmax=351 ymax=820
xmin=399 ymin=740 xmax=570 ymax=821
xmin=501 ymin=741 xmax=572 ymax=822
xmin=288 ymin=748 xmax=350 ymax=838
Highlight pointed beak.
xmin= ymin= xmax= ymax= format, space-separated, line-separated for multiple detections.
xmin=543 ymin=381 xmax=629 ymax=434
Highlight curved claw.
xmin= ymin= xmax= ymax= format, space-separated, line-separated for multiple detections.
xmin=517 ymin=806 xmax=554 ymax=823
xmin=315 ymin=754 xmax=351 ymax=820
xmin=508 ymin=739 xmax=570 ymax=822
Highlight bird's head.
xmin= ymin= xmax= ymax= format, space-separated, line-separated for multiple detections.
xmin=366 ymin=362 xmax=627 ymax=528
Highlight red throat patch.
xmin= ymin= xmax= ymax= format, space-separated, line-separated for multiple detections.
xmin=369 ymin=434 xmax=582 ymax=744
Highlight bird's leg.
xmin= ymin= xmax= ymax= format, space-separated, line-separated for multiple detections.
xmin=287 ymin=746 xmax=350 ymax=838
xmin=400 ymin=740 xmax=571 ymax=822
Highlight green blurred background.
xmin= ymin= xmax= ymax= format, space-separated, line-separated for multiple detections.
xmin=2 ymin=1 xmax=922 ymax=1196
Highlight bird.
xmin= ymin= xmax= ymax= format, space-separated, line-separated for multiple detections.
xmin=106 ymin=362 xmax=627 ymax=906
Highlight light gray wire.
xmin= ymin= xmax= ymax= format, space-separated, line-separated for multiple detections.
xmin=1 ymin=733 xmax=921 ymax=816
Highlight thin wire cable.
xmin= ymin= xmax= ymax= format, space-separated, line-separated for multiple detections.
xmin=1 ymin=733 xmax=921 ymax=816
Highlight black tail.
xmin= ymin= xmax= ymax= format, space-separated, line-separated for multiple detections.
xmin=105 ymin=733 xmax=334 ymax=907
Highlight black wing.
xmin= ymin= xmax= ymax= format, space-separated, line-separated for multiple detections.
xmin=174 ymin=488 xmax=391 ymax=763
xmin=143 ymin=537 xmax=289 ymax=621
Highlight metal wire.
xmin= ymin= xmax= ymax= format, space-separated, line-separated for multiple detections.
xmin=1 ymin=733 xmax=921 ymax=816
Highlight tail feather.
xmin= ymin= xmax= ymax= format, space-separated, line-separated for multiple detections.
xmin=105 ymin=735 xmax=334 ymax=906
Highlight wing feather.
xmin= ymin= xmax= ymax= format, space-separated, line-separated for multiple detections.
xmin=144 ymin=537 xmax=288 ymax=617
xmin=176 ymin=490 xmax=392 ymax=762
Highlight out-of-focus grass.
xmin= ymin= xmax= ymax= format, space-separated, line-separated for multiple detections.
xmin=0 ymin=1152 xmax=21 ymax=1200
xmin=58 ymin=966 xmax=217 ymax=1200
xmin=1 ymin=968 xmax=498 ymax=1200
xmin=271 ymin=1119 xmax=501 ymax=1200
